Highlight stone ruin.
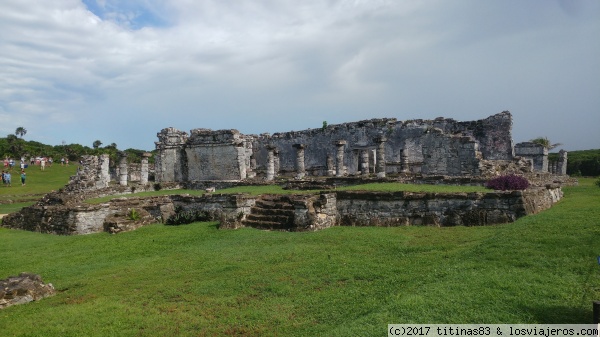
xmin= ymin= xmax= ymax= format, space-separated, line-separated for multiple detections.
xmin=0 ymin=111 xmax=573 ymax=235
xmin=154 ymin=111 xmax=568 ymax=182
xmin=0 ymin=273 xmax=56 ymax=309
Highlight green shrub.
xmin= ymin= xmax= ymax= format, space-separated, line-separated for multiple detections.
xmin=485 ymin=175 xmax=530 ymax=191
xmin=127 ymin=208 xmax=141 ymax=221
xmin=595 ymin=177 xmax=600 ymax=188
xmin=165 ymin=206 xmax=209 ymax=226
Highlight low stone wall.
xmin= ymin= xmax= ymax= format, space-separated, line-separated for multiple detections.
xmin=335 ymin=186 xmax=562 ymax=227
xmin=1 ymin=193 xmax=257 ymax=235
xmin=1 ymin=184 xmax=562 ymax=234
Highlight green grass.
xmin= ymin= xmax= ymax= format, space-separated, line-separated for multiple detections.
xmin=87 ymin=182 xmax=487 ymax=204
xmin=0 ymin=164 xmax=78 ymax=213
xmin=1 ymin=178 xmax=598 ymax=335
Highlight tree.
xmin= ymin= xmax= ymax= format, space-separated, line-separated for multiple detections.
xmin=529 ymin=137 xmax=562 ymax=150
xmin=6 ymin=134 xmax=23 ymax=157
xmin=15 ymin=127 xmax=27 ymax=138
xmin=93 ymin=140 xmax=103 ymax=149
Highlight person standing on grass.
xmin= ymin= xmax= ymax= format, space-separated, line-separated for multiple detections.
xmin=40 ymin=158 xmax=46 ymax=171
xmin=5 ymin=171 xmax=11 ymax=187
xmin=20 ymin=170 xmax=26 ymax=186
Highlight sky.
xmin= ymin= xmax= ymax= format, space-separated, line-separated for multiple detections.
xmin=0 ymin=0 xmax=598 ymax=152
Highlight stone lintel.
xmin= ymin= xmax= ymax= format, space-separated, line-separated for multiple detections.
xmin=352 ymin=145 xmax=377 ymax=151
xmin=374 ymin=136 xmax=387 ymax=143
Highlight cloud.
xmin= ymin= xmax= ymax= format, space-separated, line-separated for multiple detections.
xmin=0 ymin=0 xmax=598 ymax=151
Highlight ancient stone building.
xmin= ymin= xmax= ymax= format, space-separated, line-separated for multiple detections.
xmin=1 ymin=111 xmax=573 ymax=236
xmin=155 ymin=111 xmax=529 ymax=182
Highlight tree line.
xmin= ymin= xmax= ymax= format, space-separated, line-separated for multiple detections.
xmin=0 ymin=128 xmax=153 ymax=166
xmin=550 ymin=149 xmax=600 ymax=177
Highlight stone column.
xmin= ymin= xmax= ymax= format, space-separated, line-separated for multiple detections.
xmin=248 ymin=156 xmax=257 ymax=178
xmin=273 ymin=149 xmax=280 ymax=176
xmin=245 ymin=143 xmax=256 ymax=178
xmin=326 ymin=155 xmax=334 ymax=176
xmin=374 ymin=136 xmax=387 ymax=178
xmin=266 ymin=145 xmax=276 ymax=181
xmin=369 ymin=149 xmax=377 ymax=173
xmin=557 ymin=150 xmax=568 ymax=176
xmin=334 ymin=140 xmax=347 ymax=177
xmin=293 ymin=144 xmax=306 ymax=179
xmin=400 ymin=149 xmax=409 ymax=173
xmin=140 ymin=152 xmax=152 ymax=185
xmin=361 ymin=150 xmax=370 ymax=176
xmin=118 ymin=152 xmax=128 ymax=186
xmin=97 ymin=154 xmax=110 ymax=188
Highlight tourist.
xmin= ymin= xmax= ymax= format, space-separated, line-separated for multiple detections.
xmin=5 ymin=171 xmax=11 ymax=187
xmin=61 ymin=157 xmax=65 ymax=166
xmin=20 ymin=170 xmax=26 ymax=186
xmin=1 ymin=171 xmax=5 ymax=185
xmin=40 ymin=158 xmax=46 ymax=171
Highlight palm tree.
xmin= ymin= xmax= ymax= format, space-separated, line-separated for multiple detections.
xmin=15 ymin=127 xmax=27 ymax=138
xmin=6 ymin=134 xmax=23 ymax=157
xmin=529 ymin=137 xmax=562 ymax=150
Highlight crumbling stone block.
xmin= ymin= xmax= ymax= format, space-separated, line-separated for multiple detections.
xmin=0 ymin=273 xmax=55 ymax=309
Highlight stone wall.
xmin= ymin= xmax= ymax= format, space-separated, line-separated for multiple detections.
xmin=64 ymin=154 xmax=110 ymax=192
xmin=420 ymin=128 xmax=482 ymax=176
xmin=185 ymin=129 xmax=248 ymax=180
xmin=155 ymin=127 xmax=189 ymax=182
xmin=155 ymin=111 xmax=517 ymax=181
xmin=1 ymin=193 xmax=255 ymax=235
xmin=335 ymin=187 xmax=562 ymax=227
xmin=514 ymin=143 xmax=569 ymax=176
xmin=515 ymin=142 xmax=548 ymax=172
xmin=2 ymin=185 xmax=562 ymax=235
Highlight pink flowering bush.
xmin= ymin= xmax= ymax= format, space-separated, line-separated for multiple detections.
xmin=485 ymin=174 xmax=530 ymax=191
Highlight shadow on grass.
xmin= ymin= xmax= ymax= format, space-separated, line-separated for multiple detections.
xmin=520 ymin=305 xmax=592 ymax=323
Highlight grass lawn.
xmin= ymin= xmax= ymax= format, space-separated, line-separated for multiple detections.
xmin=0 ymin=176 xmax=598 ymax=335
xmin=0 ymin=164 xmax=78 ymax=213
xmin=87 ymin=182 xmax=488 ymax=204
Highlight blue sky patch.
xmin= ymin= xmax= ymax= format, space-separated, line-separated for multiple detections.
xmin=82 ymin=0 xmax=170 ymax=29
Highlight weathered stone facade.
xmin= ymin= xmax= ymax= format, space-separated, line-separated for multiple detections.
xmin=155 ymin=112 xmax=524 ymax=182
xmin=515 ymin=142 xmax=548 ymax=172
xmin=1 ymin=184 xmax=562 ymax=235
xmin=1 ymin=111 xmax=571 ymax=236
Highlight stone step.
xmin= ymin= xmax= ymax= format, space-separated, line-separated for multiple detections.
xmin=243 ymin=195 xmax=299 ymax=230
xmin=254 ymin=199 xmax=295 ymax=210
xmin=249 ymin=206 xmax=295 ymax=217
xmin=245 ymin=213 xmax=293 ymax=223
xmin=242 ymin=219 xmax=294 ymax=230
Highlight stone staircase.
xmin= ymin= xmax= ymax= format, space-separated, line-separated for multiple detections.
xmin=242 ymin=195 xmax=297 ymax=230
